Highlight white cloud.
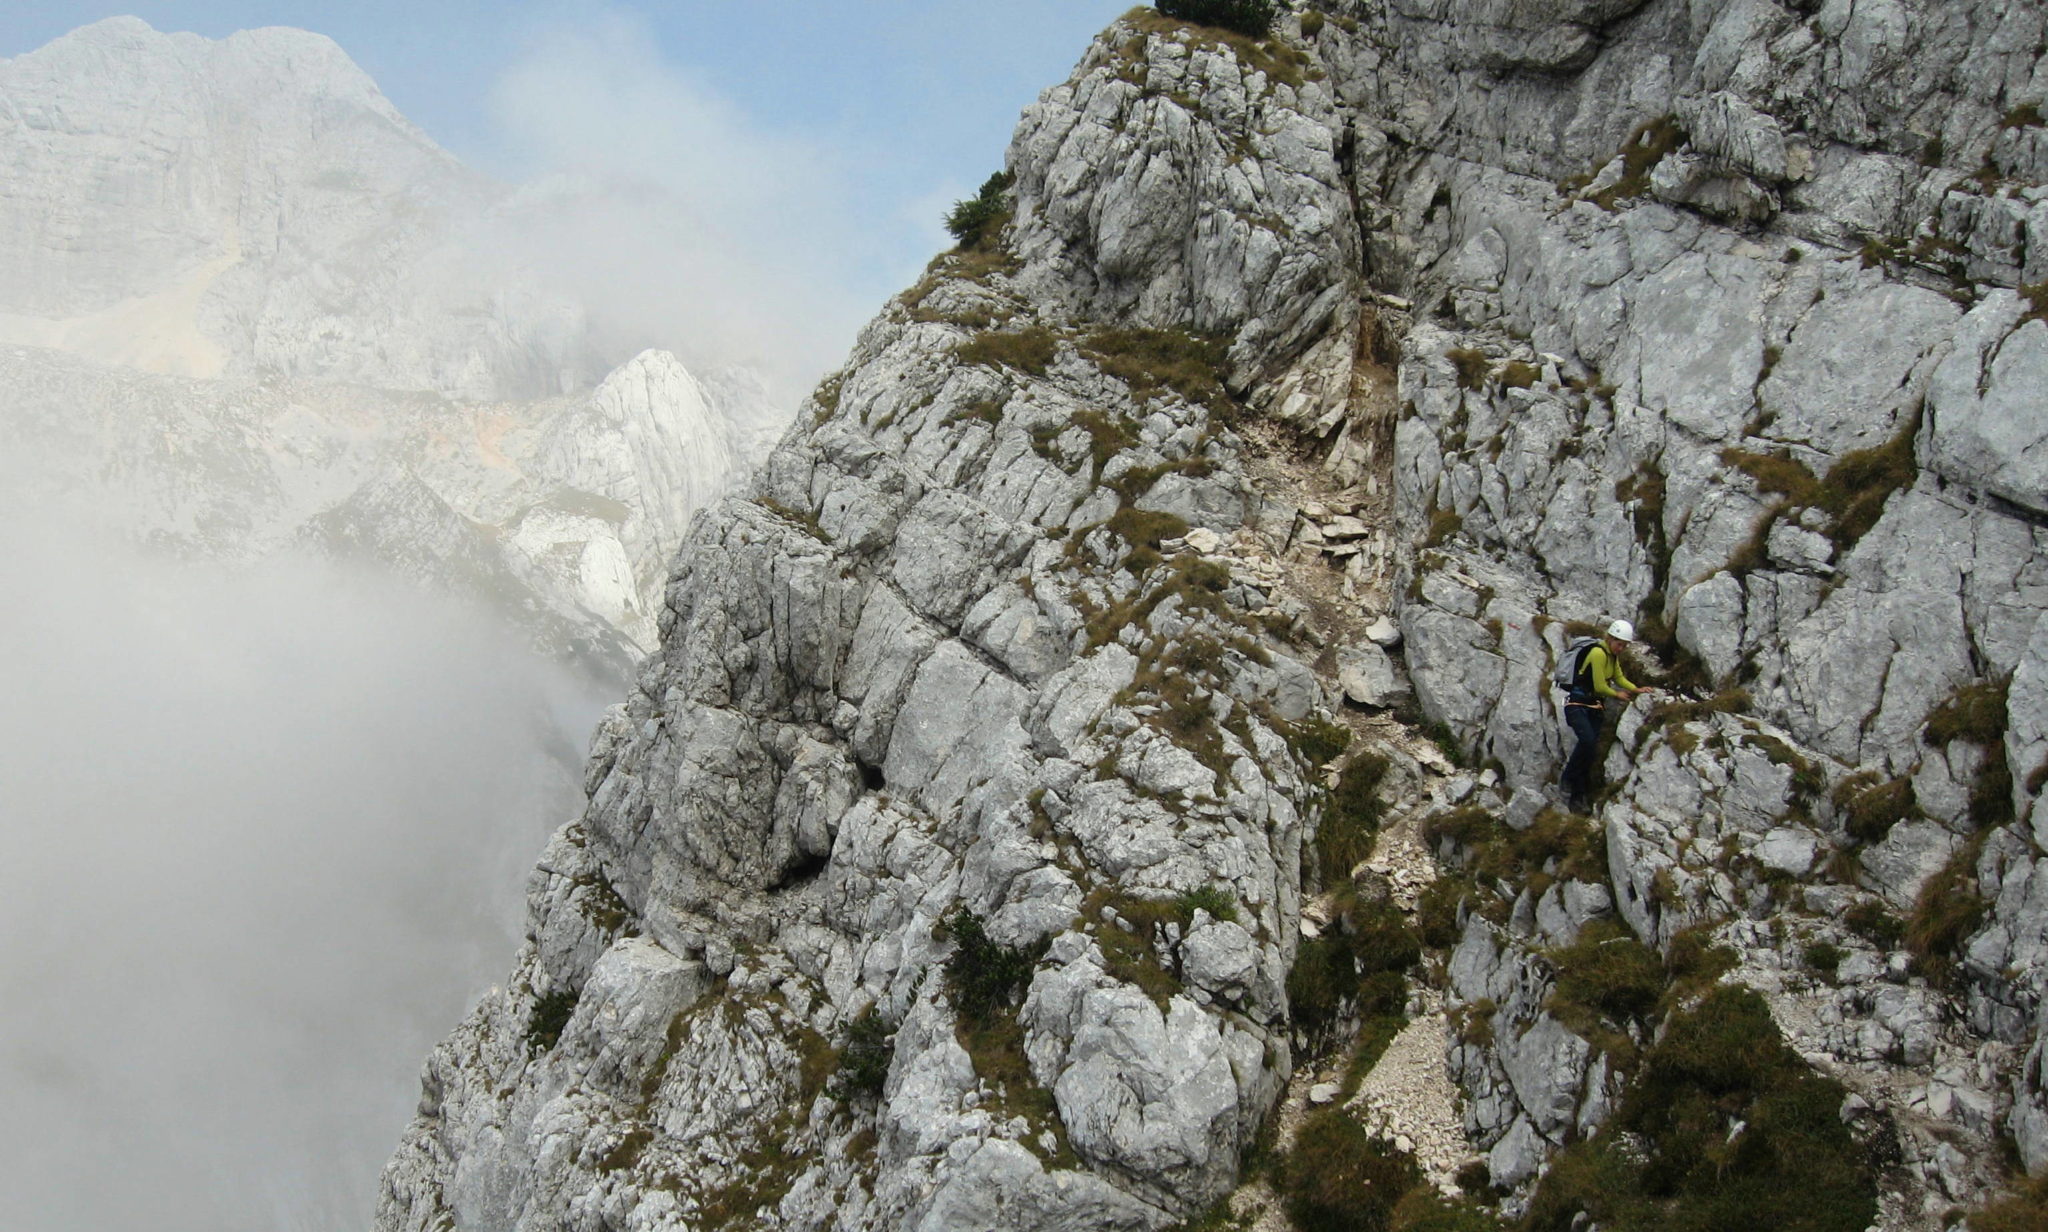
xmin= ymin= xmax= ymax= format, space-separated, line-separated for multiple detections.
xmin=479 ymin=7 xmax=878 ymax=403
xmin=0 ymin=508 xmax=610 ymax=1232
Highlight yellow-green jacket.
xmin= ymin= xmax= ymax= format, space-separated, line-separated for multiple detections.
xmin=1580 ymin=643 xmax=1638 ymax=702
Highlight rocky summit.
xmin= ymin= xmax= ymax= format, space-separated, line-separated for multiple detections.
xmin=378 ymin=3 xmax=2048 ymax=1229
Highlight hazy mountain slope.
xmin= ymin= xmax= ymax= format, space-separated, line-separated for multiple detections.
xmin=0 ymin=17 xmax=782 ymax=667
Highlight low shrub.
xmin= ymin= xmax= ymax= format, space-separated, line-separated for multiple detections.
xmin=1804 ymin=942 xmax=1844 ymax=976
xmin=1286 ymin=1108 xmax=1419 ymax=1232
xmin=1526 ymin=987 xmax=1877 ymax=1232
xmin=1415 ymin=877 xmax=1470 ymax=948
xmin=1551 ymin=919 xmax=1664 ymax=1022
xmin=1287 ymin=715 xmax=1353 ymax=770
xmin=1844 ymin=900 xmax=1905 ymax=950
xmin=1156 ymin=0 xmax=1276 ymax=38
xmin=1288 ymin=895 xmax=1418 ymax=1044
xmin=1175 ymin=883 xmax=1239 ymax=923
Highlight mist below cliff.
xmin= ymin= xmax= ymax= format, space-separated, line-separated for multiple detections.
xmin=0 ymin=508 xmax=616 ymax=1232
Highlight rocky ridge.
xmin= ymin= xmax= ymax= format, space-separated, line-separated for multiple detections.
xmin=381 ymin=3 xmax=2048 ymax=1230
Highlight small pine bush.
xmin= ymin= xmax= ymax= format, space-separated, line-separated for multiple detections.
xmin=833 ymin=1009 xmax=894 ymax=1100
xmin=1157 ymin=0 xmax=1277 ymax=38
xmin=526 ymin=987 xmax=579 ymax=1054
xmin=942 ymin=910 xmax=1045 ymax=1022
xmin=945 ymin=170 xmax=1014 ymax=250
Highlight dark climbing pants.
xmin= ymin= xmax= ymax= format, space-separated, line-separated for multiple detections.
xmin=1561 ymin=702 xmax=1605 ymax=805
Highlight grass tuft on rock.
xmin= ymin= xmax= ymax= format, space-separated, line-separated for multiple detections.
xmin=1906 ymin=834 xmax=1988 ymax=986
xmin=1319 ymin=751 xmax=1391 ymax=880
xmin=956 ymin=325 xmax=1058 ymax=377
xmin=1081 ymin=326 xmax=1234 ymax=414
xmin=1925 ymin=676 xmax=2015 ymax=828
xmin=1833 ymin=771 xmax=1920 ymax=845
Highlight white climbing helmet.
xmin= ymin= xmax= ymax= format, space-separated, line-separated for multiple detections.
xmin=1607 ymin=619 xmax=1636 ymax=642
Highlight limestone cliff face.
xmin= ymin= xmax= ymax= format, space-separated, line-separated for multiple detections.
xmin=379 ymin=4 xmax=2048 ymax=1229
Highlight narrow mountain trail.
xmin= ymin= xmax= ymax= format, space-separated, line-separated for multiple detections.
xmin=1175 ymin=336 xmax=1485 ymax=1228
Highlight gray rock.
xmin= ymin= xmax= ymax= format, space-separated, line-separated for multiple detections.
xmin=1338 ymin=640 xmax=1407 ymax=707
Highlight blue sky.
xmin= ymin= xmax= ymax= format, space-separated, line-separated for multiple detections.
xmin=0 ymin=1 xmax=1135 ymax=393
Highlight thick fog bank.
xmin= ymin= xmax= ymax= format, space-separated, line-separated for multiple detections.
xmin=0 ymin=516 xmax=617 ymax=1232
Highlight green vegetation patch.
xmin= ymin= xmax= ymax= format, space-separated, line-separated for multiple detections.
xmin=1133 ymin=5 xmax=1315 ymax=90
xmin=956 ymin=325 xmax=1060 ymax=377
xmin=1925 ymin=675 xmax=2015 ymax=829
xmin=1288 ymin=892 xmax=1419 ymax=1053
xmin=1320 ymin=751 xmax=1391 ymax=879
xmin=1551 ymin=918 xmax=1664 ymax=1023
xmin=1906 ymin=833 xmax=1988 ymax=986
xmin=1844 ymin=900 xmax=1904 ymax=950
xmin=1083 ymin=887 xmax=1189 ymax=1006
xmin=1282 ymin=714 xmax=1353 ymax=772
xmin=1080 ymin=326 xmax=1235 ymax=416
xmin=2002 ymin=102 xmax=2047 ymax=129
xmin=1833 ymin=771 xmax=1920 ymax=845
xmin=1284 ymin=1107 xmax=1420 ymax=1232
xmin=1424 ymin=805 xmax=1606 ymax=898
xmin=1154 ymin=0 xmax=1275 ymax=38
xmin=1719 ymin=414 xmax=1920 ymax=570
xmin=1966 ymin=1171 xmax=2048 ymax=1230
xmin=945 ymin=170 xmax=1015 ymax=250
xmin=831 ymin=1008 xmax=894 ymax=1102
xmin=1445 ymin=346 xmax=1490 ymax=391
xmin=942 ymin=910 xmax=1047 ymax=1022
xmin=1422 ymin=509 xmax=1463 ymax=548
xmin=1390 ymin=1188 xmax=1510 ymax=1232
xmin=1578 ymin=116 xmax=1689 ymax=210
xmin=1498 ymin=360 xmax=1541 ymax=390
xmin=598 ymin=1124 xmax=655 ymax=1172
xmin=526 ymin=986 xmax=579 ymax=1055
xmin=1527 ymin=987 xmax=1878 ymax=1232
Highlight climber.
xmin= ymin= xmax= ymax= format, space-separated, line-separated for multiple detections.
xmin=1557 ymin=619 xmax=1653 ymax=814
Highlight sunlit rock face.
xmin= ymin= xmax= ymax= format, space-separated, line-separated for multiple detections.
xmin=378 ymin=3 xmax=2048 ymax=1231
xmin=0 ymin=18 xmax=780 ymax=669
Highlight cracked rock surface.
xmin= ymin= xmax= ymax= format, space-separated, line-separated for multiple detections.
xmin=382 ymin=3 xmax=2048 ymax=1229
